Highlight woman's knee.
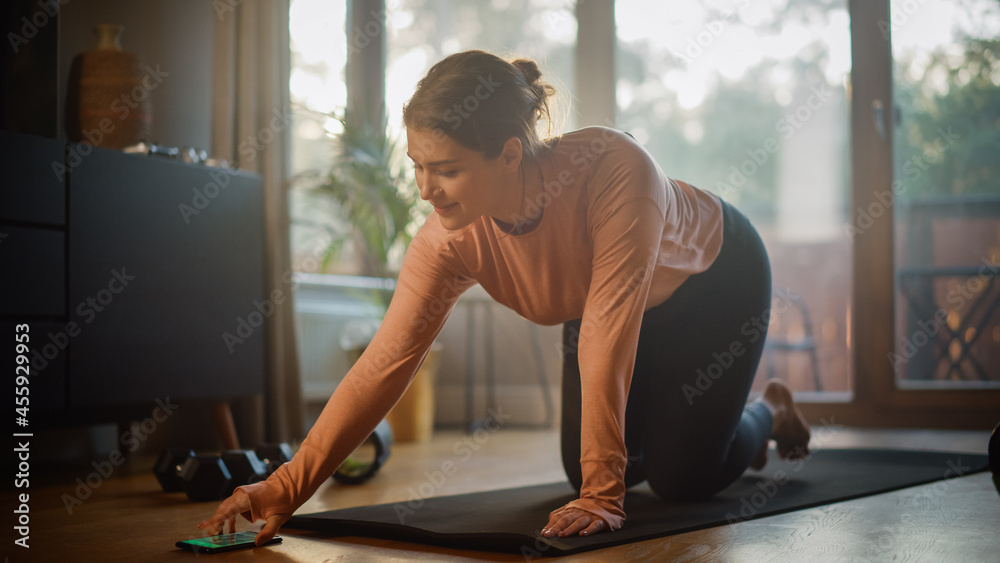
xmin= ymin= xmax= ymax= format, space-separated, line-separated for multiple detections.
xmin=644 ymin=452 xmax=727 ymax=501
xmin=647 ymin=468 xmax=721 ymax=502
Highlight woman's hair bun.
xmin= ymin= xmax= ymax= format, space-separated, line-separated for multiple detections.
xmin=404 ymin=50 xmax=558 ymax=162
xmin=511 ymin=58 xmax=542 ymax=85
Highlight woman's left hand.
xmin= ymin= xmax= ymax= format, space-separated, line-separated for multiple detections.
xmin=541 ymin=506 xmax=607 ymax=538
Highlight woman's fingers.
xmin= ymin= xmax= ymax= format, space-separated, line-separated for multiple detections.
xmin=196 ymin=499 xmax=234 ymax=535
xmin=541 ymin=508 xmax=606 ymax=537
xmin=255 ymin=513 xmax=290 ymax=546
xmin=579 ymin=518 xmax=605 ymax=536
xmin=195 ymin=489 xmax=289 ymax=546
xmin=196 ymin=489 xmax=250 ymax=536
xmin=542 ymin=509 xmax=570 ymax=536
xmin=555 ymin=513 xmax=590 ymax=537
xmin=544 ymin=509 xmax=580 ymax=536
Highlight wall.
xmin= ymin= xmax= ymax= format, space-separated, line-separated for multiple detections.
xmin=1 ymin=0 xmax=60 ymax=137
xmin=58 ymin=0 xmax=214 ymax=149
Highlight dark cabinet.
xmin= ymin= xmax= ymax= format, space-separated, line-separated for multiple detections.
xmin=1 ymin=130 xmax=266 ymax=420
xmin=0 ymin=131 xmax=64 ymax=225
xmin=0 ymin=225 xmax=65 ymax=317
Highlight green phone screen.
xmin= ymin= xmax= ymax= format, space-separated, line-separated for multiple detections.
xmin=177 ymin=531 xmax=281 ymax=553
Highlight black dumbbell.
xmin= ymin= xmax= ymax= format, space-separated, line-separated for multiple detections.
xmin=179 ymin=450 xmax=266 ymax=502
xmin=180 ymin=450 xmax=272 ymax=502
xmin=154 ymin=444 xmax=294 ymax=501
xmin=256 ymin=442 xmax=294 ymax=476
xmin=220 ymin=450 xmax=268 ymax=491
xmin=153 ymin=448 xmax=195 ymax=492
xmin=179 ymin=455 xmax=233 ymax=502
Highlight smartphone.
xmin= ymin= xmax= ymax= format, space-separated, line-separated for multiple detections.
xmin=176 ymin=531 xmax=282 ymax=553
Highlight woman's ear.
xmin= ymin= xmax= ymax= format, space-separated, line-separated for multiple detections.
xmin=499 ymin=137 xmax=523 ymax=172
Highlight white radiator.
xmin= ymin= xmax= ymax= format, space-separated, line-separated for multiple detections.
xmin=293 ymin=274 xmax=391 ymax=401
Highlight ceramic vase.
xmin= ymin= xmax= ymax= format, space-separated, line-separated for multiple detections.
xmin=65 ymin=24 xmax=151 ymax=149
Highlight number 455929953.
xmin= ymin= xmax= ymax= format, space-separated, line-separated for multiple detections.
xmin=15 ymin=324 xmax=30 ymax=428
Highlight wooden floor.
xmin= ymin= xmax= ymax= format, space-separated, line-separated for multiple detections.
xmin=5 ymin=427 xmax=998 ymax=562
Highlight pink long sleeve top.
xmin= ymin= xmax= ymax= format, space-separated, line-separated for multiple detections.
xmin=238 ymin=127 xmax=724 ymax=530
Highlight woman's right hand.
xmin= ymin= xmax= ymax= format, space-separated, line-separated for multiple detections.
xmin=197 ymin=488 xmax=291 ymax=546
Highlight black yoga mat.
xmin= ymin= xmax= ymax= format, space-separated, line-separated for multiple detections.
xmin=286 ymin=449 xmax=989 ymax=556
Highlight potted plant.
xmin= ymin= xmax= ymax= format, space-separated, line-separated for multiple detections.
xmin=296 ymin=113 xmax=421 ymax=278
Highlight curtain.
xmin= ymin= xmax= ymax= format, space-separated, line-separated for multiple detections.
xmin=212 ymin=0 xmax=303 ymax=443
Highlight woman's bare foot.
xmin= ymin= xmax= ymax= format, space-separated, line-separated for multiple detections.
xmin=753 ymin=380 xmax=811 ymax=468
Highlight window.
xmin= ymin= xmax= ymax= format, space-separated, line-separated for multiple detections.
xmin=288 ymin=0 xmax=349 ymax=273
xmin=617 ymin=0 xmax=852 ymax=395
xmin=386 ymin=0 xmax=578 ymax=137
xmin=890 ymin=0 xmax=1000 ymax=389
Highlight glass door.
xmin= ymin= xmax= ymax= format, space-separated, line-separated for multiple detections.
xmin=616 ymin=0 xmax=853 ymax=398
xmin=891 ymin=0 xmax=1000 ymax=390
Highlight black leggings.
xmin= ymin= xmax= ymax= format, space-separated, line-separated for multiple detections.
xmin=561 ymin=200 xmax=773 ymax=501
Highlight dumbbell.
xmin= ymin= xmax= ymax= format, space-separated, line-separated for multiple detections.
xmin=255 ymin=442 xmax=294 ymax=477
xmin=154 ymin=443 xmax=293 ymax=501
xmin=178 ymin=455 xmax=235 ymax=502
xmin=179 ymin=449 xmax=280 ymax=501
xmin=221 ymin=449 xmax=269 ymax=488
xmin=153 ymin=447 xmax=195 ymax=492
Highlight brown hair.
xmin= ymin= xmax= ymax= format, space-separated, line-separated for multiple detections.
xmin=402 ymin=50 xmax=556 ymax=164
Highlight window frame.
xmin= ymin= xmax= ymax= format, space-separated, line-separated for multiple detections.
xmin=793 ymin=0 xmax=1000 ymax=428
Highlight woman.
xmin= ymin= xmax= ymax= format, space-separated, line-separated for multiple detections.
xmin=199 ymin=50 xmax=811 ymax=543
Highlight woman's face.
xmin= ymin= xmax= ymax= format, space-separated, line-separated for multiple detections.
xmin=406 ymin=127 xmax=518 ymax=231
